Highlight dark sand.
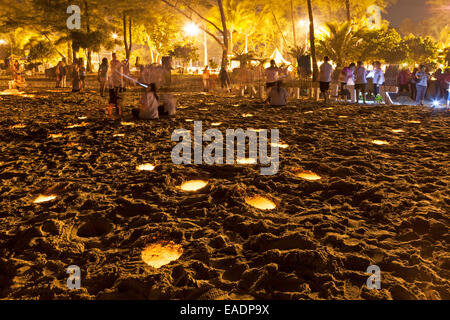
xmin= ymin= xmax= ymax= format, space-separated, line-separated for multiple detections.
xmin=0 ymin=76 xmax=449 ymax=300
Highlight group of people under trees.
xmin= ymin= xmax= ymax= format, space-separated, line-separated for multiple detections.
xmin=318 ymin=57 xmax=450 ymax=106
xmin=9 ymin=59 xmax=27 ymax=89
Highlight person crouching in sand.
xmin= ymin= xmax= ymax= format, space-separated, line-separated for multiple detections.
xmin=133 ymin=83 xmax=159 ymax=119
xmin=265 ymin=80 xmax=289 ymax=106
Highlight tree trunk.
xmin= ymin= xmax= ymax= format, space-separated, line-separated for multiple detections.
xmin=218 ymin=0 xmax=229 ymax=69
xmin=291 ymin=0 xmax=297 ymax=45
xmin=345 ymin=0 xmax=351 ymax=22
xmin=307 ymin=0 xmax=318 ymax=82
xmin=123 ymin=12 xmax=132 ymax=61
xmin=84 ymin=0 xmax=92 ymax=72
xmin=67 ymin=41 xmax=73 ymax=65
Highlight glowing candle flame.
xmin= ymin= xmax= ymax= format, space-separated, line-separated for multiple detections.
xmin=295 ymin=170 xmax=321 ymax=181
xmin=136 ymin=163 xmax=155 ymax=171
xmin=179 ymin=180 xmax=208 ymax=191
xmin=141 ymin=242 xmax=183 ymax=268
xmin=245 ymin=195 xmax=276 ymax=210
xmin=237 ymin=157 xmax=257 ymax=164
xmin=372 ymin=140 xmax=389 ymax=145
xmin=34 ymin=194 xmax=57 ymax=203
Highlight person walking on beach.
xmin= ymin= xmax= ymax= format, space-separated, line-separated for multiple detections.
xmin=265 ymin=60 xmax=279 ymax=89
xmin=98 ymin=58 xmax=108 ymax=97
xmin=355 ymin=61 xmax=367 ymax=104
xmin=318 ymin=56 xmax=333 ymax=103
xmin=372 ymin=61 xmax=385 ymax=98
xmin=415 ymin=65 xmax=430 ymax=105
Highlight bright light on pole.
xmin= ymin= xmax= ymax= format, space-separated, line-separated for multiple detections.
xmin=112 ymin=33 xmax=118 ymax=40
xmin=184 ymin=22 xmax=200 ymax=37
xmin=0 ymin=39 xmax=6 ymax=45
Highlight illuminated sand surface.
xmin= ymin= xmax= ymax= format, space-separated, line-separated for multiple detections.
xmin=121 ymin=122 xmax=134 ymax=126
xmin=278 ymin=120 xmax=288 ymax=123
xmin=242 ymin=113 xmax=253 ymax=117
xmin=49 ymin=133 xmax=63 ymax=139
xmin=408 ymin=120 xmax=421 ymax=124
xmin=339 ymin=116 xmax=348 ymax=118
xmin=10 ymin=124 xmax=26 ymax=129
xmin=245 ymin=195 xmax=276 ymax=210
xmin=294 ymin=170 xmax=322 ymax=181
xmin=248 ymin=128 xmax=264 ymax=133
xmin=141 ymin=242 xmax=183 ymax=268
xmin=66 ymin=122 xmax=88 ymax=129
xmin=2 ymin=76 xmax=449 ymax=300
xmin=179 ymin=180 xmax=208 ymax=191
xmin=78 ymin=116 xmax=88 ymax=120
xmin=113 ymin=134 xmax=125 ymax=137
xmin=33 ymin=194 xmax=57 ymax=203
xmin=305 ymin=111 xmax=314 ymax=114
xmin=372 ymin=140 xmax=389 ymax=145
xmin=136 ymin=163 xmax=155 ymax=171
xmin=392 ymin=129 xmax=405 ymax=133
xmin=185 ymin=119 xmax=194 ymax=122
xmin=211 ymin=122 xmax=222 ymax=126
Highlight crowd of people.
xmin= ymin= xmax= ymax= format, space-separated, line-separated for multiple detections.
xmin=318 ymin=57 xmax=450 ymax=106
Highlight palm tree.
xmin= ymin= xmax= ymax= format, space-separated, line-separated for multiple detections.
xmin=316 ymin=22 xmax=362 ymax=67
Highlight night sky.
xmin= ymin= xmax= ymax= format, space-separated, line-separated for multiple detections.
xmin=384 ymin=0 xmax=430 ymax=28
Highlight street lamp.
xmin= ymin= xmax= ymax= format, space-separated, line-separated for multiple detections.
xmin=0 ymin=39 xmax=6 ymax=45
xmin=112 ymin=33 xmax=118 ymax=40
xmin=183 ymin=23 xmax=200 ymax=37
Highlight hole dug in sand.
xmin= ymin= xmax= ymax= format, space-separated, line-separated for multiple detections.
xmin=179 ymin=180 xmax=208 ymax=191
xmin=141 ymin=242 xmax=183 ymax=268
xmin=372 ymin=140 xmax=389 ymax=145
xmin=136 ymin=163 xmax=156 ymax=171
xmin=293 ymin=169 xmax=322 ymax=181
xmin=245 ymin=195 xmax=277 ymax=210
xmin=77 ymin=218 xmax=112 ymax=238
xmin=33 ymin=194 xmax=57 ymax=203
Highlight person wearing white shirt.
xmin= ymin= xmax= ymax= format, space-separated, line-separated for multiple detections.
xmin=372 ymin=61 xmax=385 ymax=99
xmin=265 ymin=60 xmax=279 ymax=89
xmin=355 ymin=61 xmax=368 ymax=104
xmin=415 ymin=65 xmax=430 ymax=105
xmin=319 ymin=56 xmax=333 ymax=103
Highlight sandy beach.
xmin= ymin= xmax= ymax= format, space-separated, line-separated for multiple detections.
xmin=0 ymin=76 xmax=448 ymax=300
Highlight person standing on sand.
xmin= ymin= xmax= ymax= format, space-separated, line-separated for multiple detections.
xmin=265 ymin=60 xmax=279 ymax=89
xmin=60 ymin=61 xmax=67 ymax=88
xmin=355 ymin=61 xmax=368 ymax=104
xmin=98 ymin=58 xmax=108 ymax=97
xmin=78 ymin=58 xmax=86 ymax=92
xmin=318 ymin=56 xmax=333 ymax=103
xmin=410 ymin=67 xmax=418 ymax=101
xmin=71 ymin=63 xmax=81 ymax=93
xmin=415 ymin=65 xmax=430 ymax=106
xmin=55 ymin=61 xmax=62 ymax=88
xmin=110 ymin=53 xmax=123 ymax=98
xmin=397 ymin=68 xmax=410 ymax=95
xmin=372 ymin=61 xmax=385 ymax=98
xmin=219 ymin=67 xmax=231 ymax=92
xmin=202 ymin=66 xmax=210 ymax=92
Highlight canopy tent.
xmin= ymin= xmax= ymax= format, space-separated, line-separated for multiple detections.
xmin=270 ymin=48 xmax=291 ymax=66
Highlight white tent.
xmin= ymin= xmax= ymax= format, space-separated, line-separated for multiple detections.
xmin=270 ymin=48 xmax=291 ymax=66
